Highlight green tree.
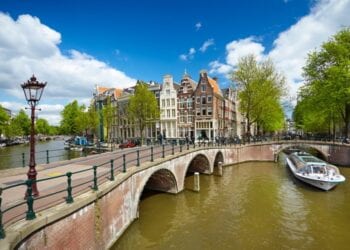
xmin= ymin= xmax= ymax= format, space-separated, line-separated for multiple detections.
xmin=299 ymin=28 xmax=350 ymax=137
xmin=9 ymin=110 xmax=31 ymax=137
xmin=0 ymin=105 xmax=10 ymax=136
xmin=60 ymin=100 xmax=84 ymax=135
xmin=232 ymin=54 xmax=286 ymax=136
xmin=75 ymin=102 xmax=98 ymax=138
xmin=36 ymin=118 xmax=50 ymax=135
xmin=128 ymin=81 xmax=159 ymax=143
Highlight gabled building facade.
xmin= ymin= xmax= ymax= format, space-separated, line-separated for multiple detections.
xmin=177 ymin=72 xmax=197 ymax=139
xmin=159 ymin=75 xmax=178 ymax=139
xmin=193 ymin=70 xmax=224 ymax=141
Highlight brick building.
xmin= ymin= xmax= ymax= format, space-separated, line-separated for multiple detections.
xmin=177 ymin=72 xmax=197 ymax=139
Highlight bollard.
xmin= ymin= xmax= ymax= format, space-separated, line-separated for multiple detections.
xmin=0 ymin=188 xmax=5 ymax=239
xmin=137 ymin=150 xmax=140 ymax=167
xmin=46 ymin=150 xmax=49 ymax=164
xmin=66 ymin=172 xmax=74 ymax=203
xmin=22 ymin=153 xmax=25 ymax=167
xmin=25 ymin=180 xmax=36 ymax=220
xmin=187 ymin=143 xmax=189 ymax=150
xmin=110 ymin=159 xmax=114 ymax=181
xmin=162 ymin=145 xmax=165 ymax=158
xmin=151 ymin=147 xmax=154 ymax=162
xmin=172 ymin=144 xmax=174 ymax=155
xmin=218 ymin=161 xmax=223 ymax=176
xmin=123 ymin=154 xmax=126 ymax=173
xmin=194 ymin=172 xmax=200 ymax=192
xmin=92 ymin=166 xmax=98 ymax=191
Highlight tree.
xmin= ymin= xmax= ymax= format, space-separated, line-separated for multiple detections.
xmin=10 ymin=110 xmax=31 ymax=137
xmin=128 ymin=81 xmax=159 ymax=143
xmin=60 ymin=100 xmax=85 ymax=135
xmin=0 ymin=105 xmax=9 ymax=137
xmin=231 ymin=54 xmax=286 ymax=137
xmin=300 ymin=28 xmax=350 ymax=137
xmin=36 ymin=118 xmax=50 ymax=135
xmin=74 ymin=102 xmax=98 ymax=139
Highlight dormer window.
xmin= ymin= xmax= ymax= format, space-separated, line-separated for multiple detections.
xmin=201 ymin=85 xmax=206 ymax=92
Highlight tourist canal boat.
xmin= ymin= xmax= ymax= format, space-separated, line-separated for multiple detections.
xmin=286 ymin=152 xmax=346 ymax=191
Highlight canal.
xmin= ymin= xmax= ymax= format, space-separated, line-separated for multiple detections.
xmin=0 ymin=138 xmax=82 ymax=170
xmin=113 ymin=156 xmax=350 ymax=249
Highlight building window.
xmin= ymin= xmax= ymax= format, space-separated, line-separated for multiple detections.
xmin=167 ymin=110 xmax=170 ymax=117
xmin=162 ymin=99 xmax=165 ymax=107
xmin=207 ymin=95 xmax=212 ymax=103
xmin=167 ymin=99 xmax=170 ymax=107
xmin=196 ymin=97 xmax=200 ymax=103
xmin=171 ymin=98 xmax=175 ymax=106
xmin=202 ymin=108 xmax=206 ymax=116
xmin=172 ymin=109 xmax=175 ymax=117
xmin=183 ymin=86 xmax=187 ymax=93
xmin=202 ymin=96 xmax=206 ymax=104
xmin=201 ymin=85 xmax=206 ymax=92
xmin=208 ymin=107 xmax=212 ymax=116
xmin=196 ymin=108 xmax=201 ymax=116
xmin=166 ymin=89 xmax=170 ymax=95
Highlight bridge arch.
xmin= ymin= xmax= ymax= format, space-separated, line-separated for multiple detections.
xmin=134 ymin=168 xmax=179 ymax=218
xmin=213 ymin=151 xmax=224 ymax=169
xmin=276 ymin=143 xmax=329 ymax=160
xmin=185 ymin=153 xmax=211 ymax=175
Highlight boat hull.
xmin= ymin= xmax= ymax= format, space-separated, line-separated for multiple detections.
xmin=286 ymin=157 xmax=342 ymax=191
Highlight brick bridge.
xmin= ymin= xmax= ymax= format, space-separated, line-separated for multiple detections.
xmin=1 ymin=141 xmax=349 ymax=249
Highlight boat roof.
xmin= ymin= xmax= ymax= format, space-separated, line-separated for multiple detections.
xmin=292 ymin=152 xmax=325 ymax=165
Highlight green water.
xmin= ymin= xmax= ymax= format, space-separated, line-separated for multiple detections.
xmin=113 ymin=158 xmax=350 ymax=250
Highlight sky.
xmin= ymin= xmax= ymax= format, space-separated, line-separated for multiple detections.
xmin=0 ymin=0 xmax=349 ymax=125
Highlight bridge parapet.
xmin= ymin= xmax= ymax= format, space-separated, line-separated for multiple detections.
xmin=0 ymin=140 xmax=349 ymax=249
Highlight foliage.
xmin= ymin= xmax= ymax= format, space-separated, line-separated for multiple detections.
xmin=36 ymin=118 xmax=50 ymax=135
xmin=231 ymin=54 xmax=286 ymax=135
xmin=296 ymin=28 xmax=350 ymax=136
xmin=60 ymin=100 xmax=85 ymax=135
xmin=0 ymin=105 xmax=10 ymax=136
xmin=128 ymin=81 xmax=159 ymax=141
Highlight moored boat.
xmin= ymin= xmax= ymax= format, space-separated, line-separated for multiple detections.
xmin=286 ymin=152 xmax=345 ymax=191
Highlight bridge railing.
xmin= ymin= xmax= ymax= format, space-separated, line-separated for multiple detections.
xmin=1 ymin=142 xmax=222 ymax=239
xmin=1 ymin=139 xmax=342 ymax=239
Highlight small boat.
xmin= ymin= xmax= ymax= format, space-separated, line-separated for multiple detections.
xmin=286 ymin=152 xmax=345 ymax=191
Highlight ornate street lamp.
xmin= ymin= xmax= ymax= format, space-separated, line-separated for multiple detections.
xmin=21 ymin=75 xmax=47 ymax=197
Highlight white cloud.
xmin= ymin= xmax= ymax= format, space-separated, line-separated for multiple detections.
xmin=209 ymin=60 xmax=233 ymax=76
xmin=209 ymin=0 xmax=350 ymax=103
xmin=225 ymin=37 xmax=265 ymax=67
xmin=179 ymin=47 xmax=196 ymax=61
xmin=0 ymin=13 xmax=136 ymax=124
xmin=195 ymin=22 xmax=202 ymax=31
xmin=199 ymin=39 xmax=215 ymax=52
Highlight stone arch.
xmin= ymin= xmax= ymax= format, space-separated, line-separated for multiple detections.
xmin=213 ymin=151 xmax=224 ymax=169
xmin=182 ymin=153 xmax=211 ymax=181
xmin=134 ymin=167 xmax=178 ymax=217
xmin=276 ymin=144 xmax=328 ymax=160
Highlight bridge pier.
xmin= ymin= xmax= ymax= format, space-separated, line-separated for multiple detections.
xmin=194 ymin=172 xmax=200 ymax=192
xmin=218 ymin=162 xmax=223 ymax=176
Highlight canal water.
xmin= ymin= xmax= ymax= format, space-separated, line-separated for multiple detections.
xmin=113 ymin=156 xmax=350 ymax=250
xmin=0 ymin=139 xmax=82 ymax=170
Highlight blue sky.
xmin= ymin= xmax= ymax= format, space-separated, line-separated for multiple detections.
xmin=0 ymin=0 xmax=349 ymax=124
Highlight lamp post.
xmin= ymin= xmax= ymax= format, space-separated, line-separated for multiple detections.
xmin=21 ymin=75 xmax=46 ymax=197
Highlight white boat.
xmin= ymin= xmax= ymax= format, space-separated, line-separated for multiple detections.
xmin=286 ymin=152 xmax=346 ymax=191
